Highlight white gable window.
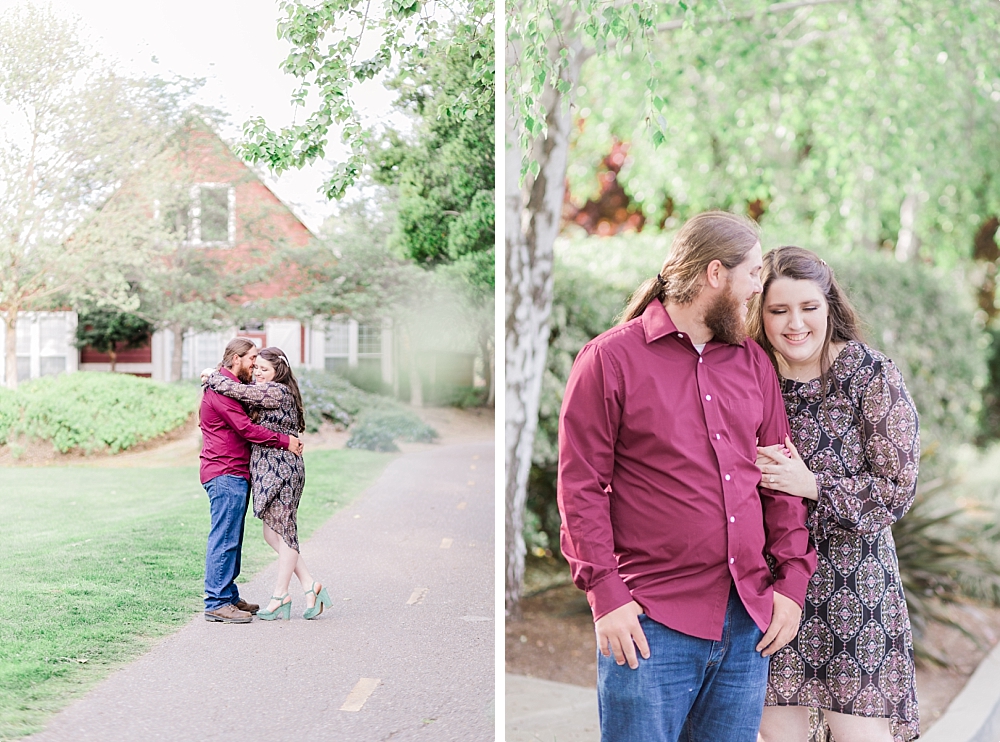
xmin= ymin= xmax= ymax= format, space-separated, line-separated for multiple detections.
xmin=189 ymin=183 xmax=235 ymax=246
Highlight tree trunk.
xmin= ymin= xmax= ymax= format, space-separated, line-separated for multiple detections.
xmin=169 ymin=322 xmax=185 ymax=382
xmin=504 ymin=32 xmax=589 ymax=617
xmin=895 ymin=192 xmax=919 ymax=262
xmin=3 ymin=311 xmax=18 ymax=390
xmin=479 ymin=328 xmax=495 ymax=407
xmin=109 ymin=348 xmax=118 ymax=373
xmin=399 ymin=323 xmax=423 ymax=407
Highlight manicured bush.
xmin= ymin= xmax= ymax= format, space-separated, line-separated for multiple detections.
xmin=0 ymin=388 xmax=19 ymax=445
xmin=1 ymin=373 xmax=198 ymax=453
xmin=346 ymin=408 xmax=438 ymax=452
xmin=296 ymin=369 xmax=438 ymax=451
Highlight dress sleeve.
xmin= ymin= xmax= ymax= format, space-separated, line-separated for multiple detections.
xmin=205 ymin=372 xmax=286 ymax=409
xmin=810 ymin=358 xmax=920 ymax=540
xmin=556 ymin=343 xmax=634 ymax=622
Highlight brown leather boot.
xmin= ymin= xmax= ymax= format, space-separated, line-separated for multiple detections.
xmin=235 ymin=599 xmax=259 ymax=615
xmin=205 ymin=604 xmax=253 ymax=623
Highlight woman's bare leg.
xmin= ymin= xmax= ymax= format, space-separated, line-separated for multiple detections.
xmin=262 ymin=523 xmax=299 ymax=612
xmin=823 ymin=709 xmax=893 ymax=742
xmin=759 ymin=705 xmax=811 ymax=742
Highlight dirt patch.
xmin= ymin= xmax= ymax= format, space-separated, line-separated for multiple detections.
xmin=505 ymin=572 xmax=1000 ymax=733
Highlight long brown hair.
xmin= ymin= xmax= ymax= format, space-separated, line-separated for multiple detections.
xmin=746 ymin=246 xmax=863 ymax=389
xmin=258 ymin=346 xmax=306 ymax=433
xmin=618 ymin=211 xmax=761 ymax=324
xmin=220 ymin=337 xmax=256 ymax=370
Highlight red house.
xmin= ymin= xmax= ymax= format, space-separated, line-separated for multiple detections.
xmin=5 ymin=123 xmax=394 ymax=386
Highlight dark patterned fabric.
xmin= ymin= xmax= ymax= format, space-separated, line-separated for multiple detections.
xmin=206 ymin=373 xmax=305 ymax=552
xmin=764 ymin=342 xmax=920 ymax=742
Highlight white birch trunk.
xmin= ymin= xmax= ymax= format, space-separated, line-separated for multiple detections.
xmin=504 ymin=33 xmax=589 ymax=617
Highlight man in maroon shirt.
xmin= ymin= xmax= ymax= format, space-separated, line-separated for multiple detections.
xmin=558 ymin=212 xmax=815 ymax=741
xmin=200 ymin=337 xmax=303 ymax=623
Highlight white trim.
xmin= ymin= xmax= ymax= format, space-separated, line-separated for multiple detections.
xmin=187 ymin=182 xmax=236 ymax=247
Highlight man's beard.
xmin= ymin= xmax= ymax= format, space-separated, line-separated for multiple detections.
xmin=703 ymin=282 xmax=748 ymax=346
xmin=235 ymin=364 xmax=254 ymax=383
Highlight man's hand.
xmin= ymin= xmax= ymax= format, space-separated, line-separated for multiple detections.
xmin=288 ymin=436 xmax=304 ymax=456
xmin=595 ymin=600 xmax=649 ymax=669
xmin=756 ymin=591 xmax=802 ymax=657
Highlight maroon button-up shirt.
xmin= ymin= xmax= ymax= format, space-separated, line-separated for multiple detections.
xmin=558 ymin=300 xmax=815 ymax=641
xmin=199 ymin=368 xmax=290 ymax=484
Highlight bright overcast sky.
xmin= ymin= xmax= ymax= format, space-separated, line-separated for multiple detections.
xmin=0 ymin=0 xmax=409 ymax=232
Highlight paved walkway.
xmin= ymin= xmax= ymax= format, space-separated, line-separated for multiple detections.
xmin=24 ymin=441 xmax=494 ymax=742
xmin=506 ymin=674 xmax=599 ymax=742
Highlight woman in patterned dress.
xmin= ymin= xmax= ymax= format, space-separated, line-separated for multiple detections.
xmin=204 ymin=346 xmax=332 ymax=621
xmin=747 ymin=247 xmax=920 ymax=742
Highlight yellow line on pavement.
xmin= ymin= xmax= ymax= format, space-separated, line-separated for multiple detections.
xmin=406 ymin=587 xmax=429 ymax=605
xmin=340 ymin=678 xmax=380 ymax=712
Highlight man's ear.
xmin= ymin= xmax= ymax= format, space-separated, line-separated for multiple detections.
xmin=705 ymin=259 xmax=726 ymax=289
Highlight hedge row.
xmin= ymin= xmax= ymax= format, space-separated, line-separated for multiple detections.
xmin=297 ymin=370 xmax=437 ymax=452
xmin=0 ymin=373 xmax=199 ymax=453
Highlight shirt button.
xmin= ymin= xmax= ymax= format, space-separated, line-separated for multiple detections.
xmin=678 ymin=333 xmax=684 ymax=338
xmin=730 ymin=557 xmax=735 ymax=564
xmin=699 ymin=358 xmax=703 ymax=363
xmin=705 ymin=394 xmax=712 ymax=401
xmin=716 ymin=434 xmax=721 ymax=440
xmin=725 ymin=474 xmax=731 ymax=481
xmin=730 ymin=516 xmax=736 ymax=523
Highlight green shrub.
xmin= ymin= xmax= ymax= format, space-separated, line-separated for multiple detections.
xmin=346 ymin=408 xmax=438 ymax=452
xmin=296 ymin=369 xmax=438 ymax=451
xmin=0 ymin=387 xmax=20 ymax=445
xmin=296 ymin=370 xmax=370 ymax=431
xmin=830 ymin=252 xmax=989 ymax=456
xmin=4 ymin=373 xmax=198 ymax=453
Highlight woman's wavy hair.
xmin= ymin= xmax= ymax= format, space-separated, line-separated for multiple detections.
xmin=746 ymin=246 xmax=864 ymax=390
xmin=258 ymin=346 xmax=305 ymax=433
xmin=618 ymin=211 xmax=761 ymax=324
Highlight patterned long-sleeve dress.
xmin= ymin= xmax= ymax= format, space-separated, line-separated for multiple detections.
xmin=764 ymin=341 xmax=920 ymax=742
xmin=206 ymin=373 xmax=306 ymax=552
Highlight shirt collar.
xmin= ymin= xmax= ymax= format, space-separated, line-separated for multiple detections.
xmin=221 ymin=367 xmax=240 ymax=382
xmin=640 ymin=299 xmax=745 ymax=348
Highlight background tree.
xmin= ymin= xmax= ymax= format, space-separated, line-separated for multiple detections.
xmin=237 ymin=0 xmax=495 ymax=405
xmin=370 ymin=23 xmax=496 ymax=404
xmin=0 ymin=4 xmax=203 ymax=389
xmin=505 ymin=0 xmax=1000 ymax=614
xmin=239 ymin=0 xmax=494 ymax=199
xmin=74 ymin=307 xmax=153 ymax=373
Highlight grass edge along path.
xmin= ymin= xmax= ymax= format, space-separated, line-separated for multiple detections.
xmin=0 ymin=448 xmax=393 ymax=740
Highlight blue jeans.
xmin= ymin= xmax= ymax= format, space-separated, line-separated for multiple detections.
xmin=203 ymin=474 xmax=250 ymax=611
xmin=597 ymin=585 xmax=770 ymax=742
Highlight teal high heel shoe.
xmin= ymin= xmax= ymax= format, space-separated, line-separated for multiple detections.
xmin=303 ymin=582 xmax=332 ymax=620
xmin=257 ymin=594 xmax=291 ymax=621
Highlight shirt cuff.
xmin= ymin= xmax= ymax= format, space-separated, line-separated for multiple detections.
xmin=278 ymin=433 xmax=290 ymax=448
xmin=772 ymin=567 xmax=812 ymax=609
xmin=586 ymin=574 xmax=634 ymax=622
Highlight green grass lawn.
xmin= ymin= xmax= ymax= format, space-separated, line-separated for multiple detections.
xmin=0 ymin=449 xmax=393 ymax=740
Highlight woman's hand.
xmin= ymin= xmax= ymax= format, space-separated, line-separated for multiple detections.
xmin=200 ymin=367 xmax=216 ymax=385
xmin=756 ymin=436 xmax=818 ymax=501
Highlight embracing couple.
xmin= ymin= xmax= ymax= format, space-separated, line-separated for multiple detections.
xmin=558 ymin=212 xmax=920 ymax=742
xmin=199 ymin=337 xmax=333 ymax=624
